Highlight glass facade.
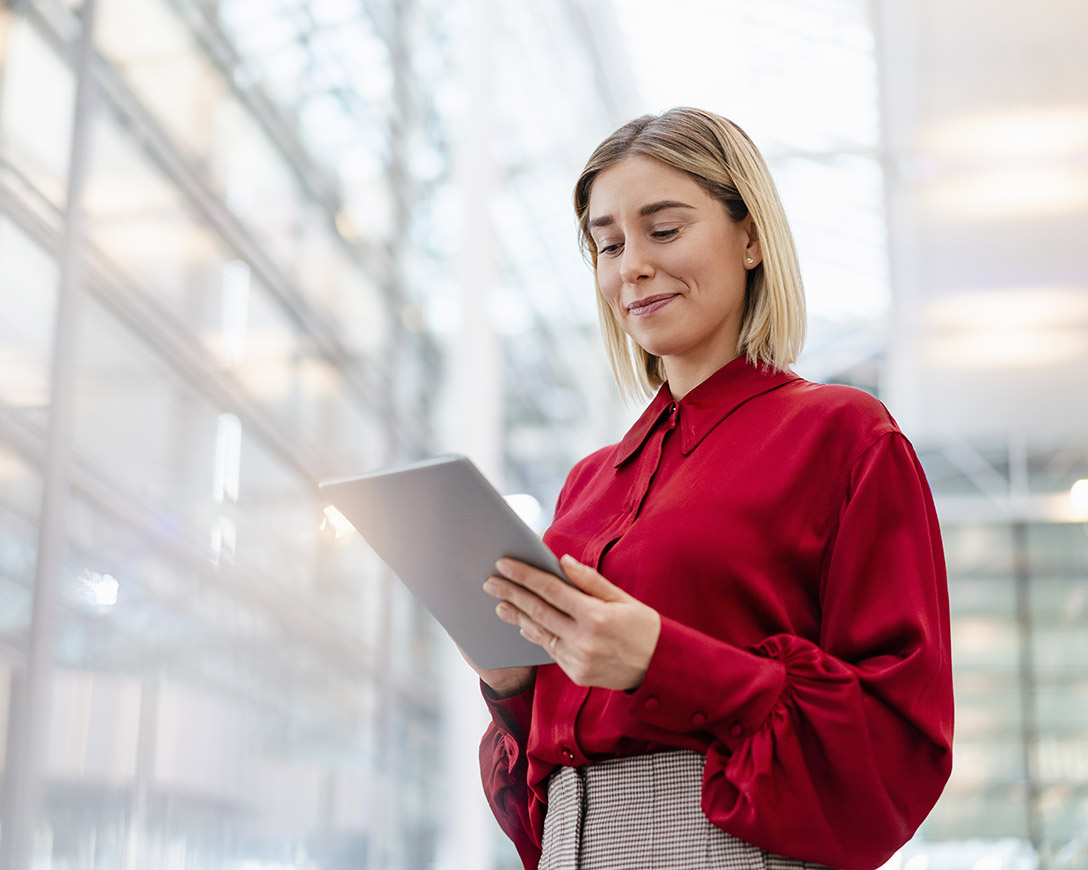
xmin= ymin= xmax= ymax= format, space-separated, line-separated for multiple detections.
xmin=0 ymin=0 xmax=438 ymax=864
xmin=0 ymin=1 xmax=633 ymax=867
xmin=911 ymin=438 xmax=1088 ymax=867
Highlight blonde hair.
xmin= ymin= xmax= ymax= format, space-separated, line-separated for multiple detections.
xmin=574 ymin=107 xmax=806 ymax=399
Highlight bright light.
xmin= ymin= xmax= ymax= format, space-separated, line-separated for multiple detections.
xmin=213 ymin=413 xmax=242 ymax=504
xmin=925 ymin=167 xmax=1088 ymax=219
xmin=75 ymin=571 xmax=119 ymax=609
xmin=334 ymin=208 xmax=364 ymax=244
xmin=923 ymin=287 xmax=1088 ymax=370
xmin=211 ymin=516 xmax=237 ymax=568
xmin=926 ymin=287 xmax=1088 ymax=331
xmin=927 ymin=106 xmax=1088 ymax=161
xmin=220 ymin=260 xmax=251 ymax=366
xmin=320 ymin=505 xmax=356 ymax=539
xmin=1071 ymin=479 xmax=1088 ymax=516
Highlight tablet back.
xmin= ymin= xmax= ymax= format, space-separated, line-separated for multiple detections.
xmin=319 ymin=454 xmax=564 ymax=668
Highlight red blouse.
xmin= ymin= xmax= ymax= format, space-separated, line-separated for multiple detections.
xmin=480 ymin=357 xmax=953 ymax=870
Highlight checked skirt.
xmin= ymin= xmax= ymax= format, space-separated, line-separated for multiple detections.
xmin=538 ymin=750 xmax=836 ymax=870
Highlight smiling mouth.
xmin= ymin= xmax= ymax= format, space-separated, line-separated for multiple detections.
xmin=627 ymin=294 xmax=679 ymax=317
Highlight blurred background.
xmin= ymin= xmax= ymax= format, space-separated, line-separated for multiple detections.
xmin=0 ymin=0 xmax=1086 ymax=868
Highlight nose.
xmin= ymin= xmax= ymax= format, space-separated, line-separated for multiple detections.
xmin=619 ymin=238 xmax=655 ymax=284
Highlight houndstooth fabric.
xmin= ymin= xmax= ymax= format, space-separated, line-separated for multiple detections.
xmin=538 ymin=750 xmax=837 ymax=870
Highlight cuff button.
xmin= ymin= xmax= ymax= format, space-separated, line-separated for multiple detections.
xmin=643 ymin=696 xmax=660 ymax=711
xmin=691 ymin=711 xmax=707 ymax=726
xmin=729 ymin=723 xmax=744 ymax=738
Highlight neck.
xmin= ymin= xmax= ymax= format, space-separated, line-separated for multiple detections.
xmin=665 ymin=351 xmax=743 ymax=400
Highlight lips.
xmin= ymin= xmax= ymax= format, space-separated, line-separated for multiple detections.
xmin=627 ymin=294 xmax=679 ymax=317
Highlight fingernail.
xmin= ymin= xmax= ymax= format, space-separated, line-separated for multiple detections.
xmin=495 ymin=558 xmax=511 ymax=574
xmin=483 ymin=578 xmax=497 ymax=594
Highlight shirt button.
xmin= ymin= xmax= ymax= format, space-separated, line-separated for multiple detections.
xmin=729 ymin=723 xmax=744 ymax=738
xmin=562 ymin=746 xmax=575 ymax=763
xmin=691 ymin=711 xmax=707 ymax=726
xmin=644 ymin=696 xmax=660 ymax=711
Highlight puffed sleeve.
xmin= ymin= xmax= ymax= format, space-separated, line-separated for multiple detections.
xmin=626 ymin=431 xmax=953 ymax=870
xmin=479 ymin=682 xmax=542 ymax=868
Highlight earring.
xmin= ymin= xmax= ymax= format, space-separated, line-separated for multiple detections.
xmin=745 ymin=257 xmax=755 ymax=265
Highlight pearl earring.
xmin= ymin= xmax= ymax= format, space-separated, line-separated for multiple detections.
xmin=745 ymin=257 xmax=755 ymax=264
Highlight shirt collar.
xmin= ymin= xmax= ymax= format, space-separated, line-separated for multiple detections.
xmin=615 ymin=356 xmax=801 ymax=467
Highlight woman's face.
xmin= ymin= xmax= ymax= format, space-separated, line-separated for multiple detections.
xmin=587 ymin=155 xmax=761 ymax=393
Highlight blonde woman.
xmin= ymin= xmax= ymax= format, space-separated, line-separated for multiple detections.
xmin=468 ymin=108 xmax=953 ymax=870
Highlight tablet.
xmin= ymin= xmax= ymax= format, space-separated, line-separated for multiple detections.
xmin=319 ymin=454 xmax=567 ymax=668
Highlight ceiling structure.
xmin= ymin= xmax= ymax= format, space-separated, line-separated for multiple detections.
xmin=879 ymin=0 xmax=1088 ymax=442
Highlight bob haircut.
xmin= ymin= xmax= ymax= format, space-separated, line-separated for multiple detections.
xmin=574 ymin=107 xmax=806 ymax=400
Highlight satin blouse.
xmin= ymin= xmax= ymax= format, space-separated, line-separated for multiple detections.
xmin=480 ymin=356 xmax=953 ymax=870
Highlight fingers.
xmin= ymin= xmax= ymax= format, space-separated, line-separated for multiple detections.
xmin=559 ymin=554 xmax=629 ymax=602
xmin=484 ymin=572 xmax=574 ymax=643
xmin=496 ymin=558 xmax=577 ymax=608
xmin=496 ymin=555 xmax=630 ymax=609
xmin=484 ymin=556 xmax=662 ymax=690
xmin=483 ymin=556 xmax=632 ymax=651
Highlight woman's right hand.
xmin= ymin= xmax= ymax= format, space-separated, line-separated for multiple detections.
xmin=457 ymin=646 xmax=537 ymax=698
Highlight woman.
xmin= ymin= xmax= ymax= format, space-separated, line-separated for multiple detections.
xmin=468 ymin=108 xmax=953 ymax=870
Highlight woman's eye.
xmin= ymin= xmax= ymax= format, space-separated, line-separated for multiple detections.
xmin=598 ymin=242 xmax=623 ymax=256
xmin=652 ymin=228 xmax=679 ymax=240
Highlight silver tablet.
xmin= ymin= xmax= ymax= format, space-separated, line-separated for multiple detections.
xmin=319 ymin=454 xmax=567 ymax=668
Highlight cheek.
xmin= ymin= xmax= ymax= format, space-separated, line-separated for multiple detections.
xmin=596 ymin=265 xmax=622 ymax=305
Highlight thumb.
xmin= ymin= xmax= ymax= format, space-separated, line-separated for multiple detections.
xmin=561 ymin=554 xmax=628 ymax=602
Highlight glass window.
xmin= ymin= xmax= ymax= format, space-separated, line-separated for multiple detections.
xmin=955 ymin=684 xmax=1024 ymax=740
xmin=0 ymin=446 xmax=39 ymax=637
xmin=1035 ymin=685 xmax=1088 ymax=740
xmin=0 ymin=17 xmax=74 ymax=206
xmin=96 ymin=0 xmax=230 ymax=161
xmin=942 ymin=522 xmax=1017 ymax=576
xmin=82 ymin=113 xmax=215 ymax=310
xmin=71 ymin=297 xmax=217 ymax=513
xmin=773 ymin=154 xmax=890 ymax=324
xmin=951 ymin=615 xmax=1021 ymax=674
xmin=0 ymin=217 xmax=58 ymax=419
xmin=1033 ymin=624 xmax=1088 ymax=679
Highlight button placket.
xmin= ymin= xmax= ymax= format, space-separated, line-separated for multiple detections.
xmin=626 ymin=402 xmax=678 ymax=520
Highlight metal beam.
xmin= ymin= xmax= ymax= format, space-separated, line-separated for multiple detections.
xmin=0 ymin=2 xmax=98 ymax=867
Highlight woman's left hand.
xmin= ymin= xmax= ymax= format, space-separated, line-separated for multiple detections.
xmin=483 ymin=554 xmax=661 ymax=692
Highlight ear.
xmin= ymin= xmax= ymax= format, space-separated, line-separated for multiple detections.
xmin=742 ymin=216 xmax=762 ymax=268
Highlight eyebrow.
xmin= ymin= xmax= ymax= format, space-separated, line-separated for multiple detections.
xmin=588 ymin=200 xmax=696 ymax=229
